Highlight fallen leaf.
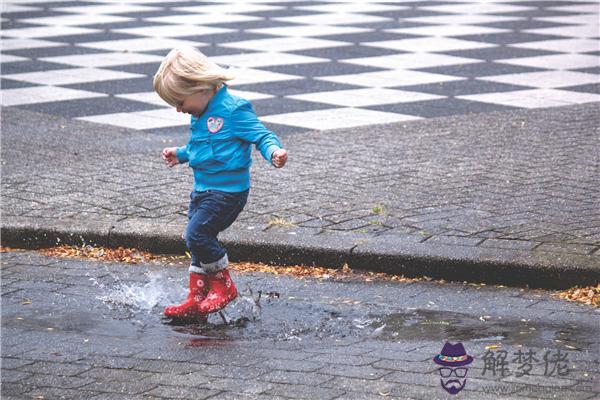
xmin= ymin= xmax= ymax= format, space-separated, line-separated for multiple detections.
xmin=33 ymin=245 xmax=453 ymax=286
xmin=553 ymin=284 xmax=599 ymax=308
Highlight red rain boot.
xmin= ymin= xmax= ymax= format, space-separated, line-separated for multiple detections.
xmin=164 ymin=272 xmax=209 ymax=321
xmin=198 ymin=269 xmax=237 ymax=314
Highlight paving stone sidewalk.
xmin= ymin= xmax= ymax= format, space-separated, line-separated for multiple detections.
xmin=1 ymin=103 xmax=599 ymax=288
xmin=2 ymin=0 xmax=599 ymax=134
xmin=1 ymin=250 xmax=599 ymax=400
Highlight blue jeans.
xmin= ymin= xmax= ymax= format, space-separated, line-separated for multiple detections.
xmin=185 ymin=189 xmax=249 ymax=274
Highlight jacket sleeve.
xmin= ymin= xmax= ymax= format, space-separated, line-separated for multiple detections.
xmin=231 ymin=100 xmax=282 ymax=164
xmin=175 ymin=144 xmax=189 ymax=164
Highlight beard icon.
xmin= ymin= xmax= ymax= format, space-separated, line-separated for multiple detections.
xmin=441 ymin=376 xmax=467 ymax=395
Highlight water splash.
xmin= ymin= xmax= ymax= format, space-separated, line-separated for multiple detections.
xmin=98 ymin=271 xmax=184 ymax=312
xmin=353 ymin=317 xmax=374 ymax=329
xmin=221 ymin=284 xmax=262 ymax=322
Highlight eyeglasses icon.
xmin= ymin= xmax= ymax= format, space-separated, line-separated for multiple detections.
xmin=438 ymin=367 xmax=468 ymax=378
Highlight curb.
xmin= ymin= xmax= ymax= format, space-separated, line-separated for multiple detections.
xmin=2 ymin=218 xmax=598 ymax=290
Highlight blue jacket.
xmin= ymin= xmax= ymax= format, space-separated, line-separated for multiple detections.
xmin=176 ymin=85 xmax=282 ymax=193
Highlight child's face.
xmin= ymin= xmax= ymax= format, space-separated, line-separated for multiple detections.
xmin=176 ymin=87 xmax=216 ymax=118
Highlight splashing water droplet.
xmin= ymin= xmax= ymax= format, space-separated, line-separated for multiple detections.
xmin=371 ymin=323 xmax=386 ymax=337
xmin=98 ymin=272 xmax=184 ymax=312
xmin=213 ymin=292 xmax=263 ymax=326
xmin=353 ymin=318 xmax=373 ymax=329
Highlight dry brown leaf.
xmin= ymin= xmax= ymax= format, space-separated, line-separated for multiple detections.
xmin=31 ymin=245 xmax=431 ymax=283
xmin=553 ymin=284 xmax=599 ymax=308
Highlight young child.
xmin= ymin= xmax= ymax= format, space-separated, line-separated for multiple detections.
xmin=153 ymin=46 xmax=288 ymax=321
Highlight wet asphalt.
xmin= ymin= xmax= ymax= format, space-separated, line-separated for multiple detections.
xmin=1 ymin=250 xmax=598 ymax=399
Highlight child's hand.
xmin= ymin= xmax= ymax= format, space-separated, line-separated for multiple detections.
xmin=272 ymin=149 xmax=288 ymax=168
xmin=162 ymin=147 xmax=179 ymax=167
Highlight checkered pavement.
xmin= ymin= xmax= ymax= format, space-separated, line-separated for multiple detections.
xmin=1 ymin=0 xmax=599 ymax=134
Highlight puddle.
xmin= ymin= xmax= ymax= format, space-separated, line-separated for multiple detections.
xmin=361 ymin=309 xmax=593 ymax=350
xmin=5 ymin=308 xmax=144 ymax=339
xmin=89 ymin=272 xmax=596 ymax=351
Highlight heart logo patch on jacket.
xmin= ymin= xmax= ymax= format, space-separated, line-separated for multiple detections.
xmin=207 ymin=116 xmax=224 ymax=133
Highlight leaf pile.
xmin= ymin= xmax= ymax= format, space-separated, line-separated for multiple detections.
xmin=232 ymin=261 xmax=422 ymax=283
xmin=553 ymin=284 xmax=599 ymax=307
xmin=39 ymin=245 xmax=170 ymax=264
xmin=0 ymin=246 xmax=22 ymax=252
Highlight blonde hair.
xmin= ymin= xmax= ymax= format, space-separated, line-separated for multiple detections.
xmin=153 ymin=46 xmax=235 ymax=107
